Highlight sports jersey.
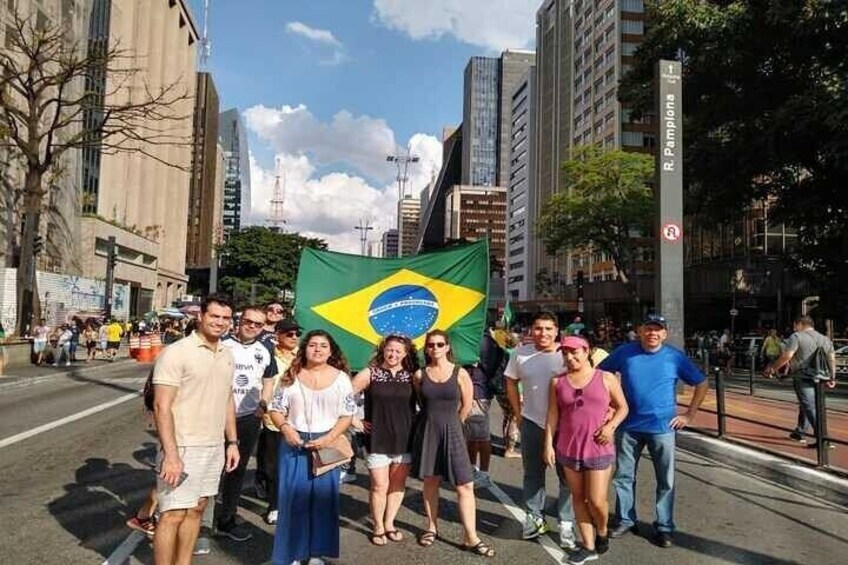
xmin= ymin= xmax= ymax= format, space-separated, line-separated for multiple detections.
xmin=222 ymin=335 xmax=278 ymax=417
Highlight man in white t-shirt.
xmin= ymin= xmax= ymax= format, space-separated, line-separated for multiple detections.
xmin=505 ymin=311 xmax=576 ymax=549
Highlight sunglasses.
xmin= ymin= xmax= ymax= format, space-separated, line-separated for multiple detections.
xmin=574 ymin=387 xmax=584 ymax=408
xmin=279 ymin=330 xmax=301 ymax=338
xmin=426 ymin=342 xmax=447 ymax=349
xmin=241 ymin=319 xmax=265 ymax=328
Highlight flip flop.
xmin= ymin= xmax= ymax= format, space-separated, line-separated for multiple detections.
xmin=370 ymin=533 xmax=388 ymax=546
xmin=385 ymin=530 xmax=403 ymax=542
xmin=417 ymin=530 xmax=438 ymax=547
xmin=464 ymin=540 xmax=496 ymax=557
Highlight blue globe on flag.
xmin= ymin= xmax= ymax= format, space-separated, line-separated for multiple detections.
xmin=368 ymin=285 xmax=439 ymax=339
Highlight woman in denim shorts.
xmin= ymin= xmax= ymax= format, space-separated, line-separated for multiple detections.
xmin=351 ymin=335 xmax=419 ymax=546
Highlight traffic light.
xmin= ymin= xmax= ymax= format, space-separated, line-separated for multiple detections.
xmin=576 ymin=270 xmax=585 ymax=290
xmin=33 ymin=235 xmax=43 ymax=255
xmin=108 ymin=242 xmax=118 ymax=269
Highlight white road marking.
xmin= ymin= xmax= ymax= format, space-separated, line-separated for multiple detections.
xmin=487 ymin=481 xmax=566 ymax=562
xmin=0 ymin=391 xmax=140 ymax=449
xmin=102 ymin=530 xmax=145 ymax=565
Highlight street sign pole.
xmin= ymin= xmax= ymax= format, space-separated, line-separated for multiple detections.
xmin=655 ymin=60 xmax=685 ymax=349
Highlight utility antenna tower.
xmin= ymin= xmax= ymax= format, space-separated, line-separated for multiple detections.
xmin=267 ymin=165 xmax=287 ymax=232
xmin=199 ymin=0 xmax=212 ymax=69
xmin=386 ymin=147 xmax=420 ymax=201
xmin=354 ymin=219 xmax=374 ymax=256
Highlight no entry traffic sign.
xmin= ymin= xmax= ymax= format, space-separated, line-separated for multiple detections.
xmin=661 ymin=222 xmax=682 ymax=242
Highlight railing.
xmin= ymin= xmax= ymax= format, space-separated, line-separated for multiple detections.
xmin=689 ymin=348 xmax=844 ymax=472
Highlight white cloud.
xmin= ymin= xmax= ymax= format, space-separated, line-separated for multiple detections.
xmin=284 ymin=21 xmax=348 ymax=65
xmin=245 ymin=116 xmax=443 ymax=253
xmin=285 ymin=21 xmax=342 ymax=47
xmin=372 ymin=0 xmax=538 ymax=52
xmin=244 ymin=104 xmax=399 ymax=183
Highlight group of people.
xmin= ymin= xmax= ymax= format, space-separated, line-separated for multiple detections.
xmin=145 ymin=294 xmax=715 ymax=565
xmin=26 ymin=317 xmax=125 ymax=366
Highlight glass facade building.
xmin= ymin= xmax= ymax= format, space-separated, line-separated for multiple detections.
xmin=462 ymin=57 xmax=500 ymax=186
xmin=219 ymin=108 xmax=251 ymax=238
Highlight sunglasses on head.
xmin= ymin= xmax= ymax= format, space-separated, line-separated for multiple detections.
xmin=426 ymin=341 xmax=447 ymax=349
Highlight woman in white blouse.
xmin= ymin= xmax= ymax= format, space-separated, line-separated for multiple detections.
xmin=269 ymin=329 xmax=355 ymax=565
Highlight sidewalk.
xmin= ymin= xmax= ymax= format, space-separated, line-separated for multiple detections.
xmin=679 ymin=387 xmax=848 ymax=472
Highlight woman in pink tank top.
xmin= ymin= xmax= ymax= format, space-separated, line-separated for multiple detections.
xmin=544 ymin=336 xmax=628 ymax=564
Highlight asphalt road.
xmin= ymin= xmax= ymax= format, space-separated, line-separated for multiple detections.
xmin=1 ymin=364 xmax=847 ymax=564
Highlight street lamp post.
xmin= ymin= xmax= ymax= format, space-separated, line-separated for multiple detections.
xmin=354 ymin=219 xmax=374 ymax=256
xmin=386 ymin=148 xmax=420 ymax=237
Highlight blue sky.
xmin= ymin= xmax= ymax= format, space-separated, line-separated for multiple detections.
xmin=187 ymin=0 xmax=539 ymax=251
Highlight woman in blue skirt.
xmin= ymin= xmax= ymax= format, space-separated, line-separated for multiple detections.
xmin=269 ymin=329 xmax=355 ymax=565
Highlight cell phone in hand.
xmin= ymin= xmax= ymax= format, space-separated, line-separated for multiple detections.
xmin=155 ymin=462 xmax=189 ymax=487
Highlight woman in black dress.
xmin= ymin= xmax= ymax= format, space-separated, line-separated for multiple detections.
xmin=352 ymin=335 xmax=419 ymax=546
xmin=412 ymin=329 xmax=495 ymax=557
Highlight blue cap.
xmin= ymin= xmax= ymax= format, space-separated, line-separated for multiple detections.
xmin=642 ymin=313 xmax=668 ymax=329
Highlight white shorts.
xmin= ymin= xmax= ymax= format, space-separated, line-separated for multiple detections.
xmin=366 ymin=451 xmax=412 ymax=470
xmin=156 ymin=444 xmax=224 ymax=512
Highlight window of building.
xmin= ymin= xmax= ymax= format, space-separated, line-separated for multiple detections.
xmin=622 ymin=42 xmax=639 ymax=57
xmin=621 ymin=19 xmax=644 ymax=35
xmin=620 ymin=0 xmax=644 ymax=13
xmin=621 ymin=131 xmax=643 ymax=147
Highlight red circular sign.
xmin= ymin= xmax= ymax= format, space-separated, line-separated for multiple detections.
xmin=662 ymin=222 xmax=682 ymax=242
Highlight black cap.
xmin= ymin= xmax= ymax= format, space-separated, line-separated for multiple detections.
xmin=642 ymin=313 xmax=668 ymax=329
xmin=274 ymin=319 xmax=301 ymax=333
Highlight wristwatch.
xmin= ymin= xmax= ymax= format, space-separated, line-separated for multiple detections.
xmin=225 ymin=439 xmax=239 ymax=447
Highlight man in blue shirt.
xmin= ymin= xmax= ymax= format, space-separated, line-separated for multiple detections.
xmin=599 ymin=313 xmax=708 ymax=548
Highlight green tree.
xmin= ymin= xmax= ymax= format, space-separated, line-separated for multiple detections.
xmin=619 ymin=0 xmax=848 ymax=315
xmin=217 ymin=227 xmax=327 ymax=308
xmin=537 ymin=146 xmax=654 ymax=306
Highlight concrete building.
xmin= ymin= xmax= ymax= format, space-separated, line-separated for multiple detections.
xmin=381 ymin=229 xmax=399 ymax=259
xmin=417 ymin=127 xmax=463 ymax=253
xmin=0 ymin=0 xmax=90 ymax=276
xmin=79 ymin=0 xmax=199 ymax=314
xmin=506 ymin=66 xmax=537 ymax=302
xmin=397 ymin=198 xmax=421 ymax=257
xmin=219 ymin=108 xmax=251 ymax=238
xmin=186 ymin=72 xmax=220 ymax=271
xmin=498 ymin=50 xmax=536 ymax=188
xmin=445 ymin=185 xmax=507 ymax=264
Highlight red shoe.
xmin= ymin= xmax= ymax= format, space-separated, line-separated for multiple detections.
xmin=126 ymin=515 xmax=156 ymax=537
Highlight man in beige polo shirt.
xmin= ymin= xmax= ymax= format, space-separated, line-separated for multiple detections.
xmin=153 ymin=294 xmax=240 ymax=565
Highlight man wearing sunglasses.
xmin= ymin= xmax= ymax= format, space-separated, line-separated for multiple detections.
xmin=196 ymin=305 xmax=279 ymax=551
xmin=259 ymin=301 xmax=286 ymax=349
xmin=598 ymin=313 xmax=707 ymax=549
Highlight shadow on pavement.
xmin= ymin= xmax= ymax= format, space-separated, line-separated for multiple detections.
xmin=47 ymin=457 xmax=157 ymax=559
xmin=671 ymin=529 xmax=799 ymax=565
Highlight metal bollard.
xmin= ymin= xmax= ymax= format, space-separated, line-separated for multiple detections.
xmin=814 ymin=380 xmax=830 ymax=467
xmin=748 ymin=354 xmax=756 ymax=396
xmin=714 ymin=367 xmax=726 ymax=438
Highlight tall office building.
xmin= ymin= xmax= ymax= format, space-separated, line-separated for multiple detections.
xmin=79 ymin=0 xmax=198 ymax=313
xmin=506 ymin=66 xmax=537 ymax=301
xmin=219 ymin=108 xmax=252 ymax=238
xmin=381 ymin=229 xmax=399 ymax=259
xmin=531 ymin=0 xmax=648 ymax=301
xmin=186 ymin=72 xmax=221 ymax=270
xmin=397 ymin=198 xmax=421 ymax=257
xmin=1 ymin=0 xmax=89 ymax=274
xmin=462 ymin=52 xmax=534 ymax=188
xmin=445 ymin=185 xmax=507 ymax=267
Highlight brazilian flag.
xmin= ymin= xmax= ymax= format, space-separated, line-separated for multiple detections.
xmin=294 ymin=240 xmax=489 ymax=370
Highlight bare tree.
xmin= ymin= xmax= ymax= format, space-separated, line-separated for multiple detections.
xmin=0 ymin=9 xmax=191 ymax=334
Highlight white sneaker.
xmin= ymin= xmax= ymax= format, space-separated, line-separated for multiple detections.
xmin=522 ymin=514 xmax=549 ymax=539
xmin=307 ymin=559 xmax=325 ymax=565
xmin=559 ymin=521 xmax=578 ymax=550
xmin=65 ymin=361 xmax=71 ymax=366
xmin=472 ymin=468 xmax=493 ymax=489
xmin=265 ymin=510 xmax=278 ymax=525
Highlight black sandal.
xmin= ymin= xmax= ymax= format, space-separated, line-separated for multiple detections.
xmin=385 ymin=530 xmax=403 ymax=542
xmin=417 ymin=530 xmax=437 ymax=547
xmin=370 ymin=533 xmax=387 ymax=546
xmin=464 ymin=540 xmax=495 ymax=557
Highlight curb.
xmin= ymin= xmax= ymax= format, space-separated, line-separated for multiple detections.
xmin=677 ymin=430 xmax=848 ymax=508
xmin=0 ymin=358 xmax=143 ymax=392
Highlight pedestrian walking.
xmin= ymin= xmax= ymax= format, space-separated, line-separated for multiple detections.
xmin=760 ymin=328 xmax=782 ymax=365
xmin=764 ymin=315 xmax=836 ymax=448
xmin=544 ymin=336 xmax=629 ymax=564
xmin=268 ymin=329 xmax=355 ymax=565
xmin=464 ymin=330 xmax=502 ymax=488
xmin=599 ymin=313 xmax=708 ymax=548
xmin=504 ymin=311 xmax=576 ymax=549
xmin=32 ymin=319 xmax=50 ymax=366
xmin=489 ymin=324 xmax=521 ymax=458
xmin=52 ymin=324 xmax=73 ymax=367
xmin=351 ymin=334 xmax=418 ymax=546
xmin=411 ymin=330 xmax=495 ymax=558
xmin=83 ymin=322 xmax=98 ymax=363
xmin=97 ymin=322 xmax=108 ymax=360
xmin=105 ymin=318 xmax=123 ymax=361
xmin=255 ymin=319 xmax=301 ymax=526
xmin=151 ymin=294 xmax=240 ymax=565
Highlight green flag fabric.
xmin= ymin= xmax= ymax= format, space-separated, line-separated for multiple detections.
xmin=294 ymin=240 xmax=489 ymax=370
xmin=501 ymin=300 xmax=514 ymax=328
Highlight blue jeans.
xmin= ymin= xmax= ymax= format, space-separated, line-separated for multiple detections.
xmin=521 ymin=419 xmax=573 ymax=524
xmin=612 ymin=430 xmax=676 ymax=533
xmin=792 ymin=378 xmax=817 ymax=438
